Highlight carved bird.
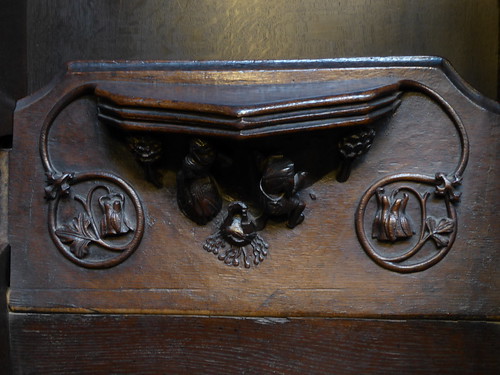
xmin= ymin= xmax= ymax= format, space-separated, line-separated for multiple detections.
xmin=204 ymin=202 xmax=268 ymax=268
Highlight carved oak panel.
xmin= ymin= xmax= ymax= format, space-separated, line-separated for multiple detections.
xmin=8 ymin=58 xmax=500 ymax=318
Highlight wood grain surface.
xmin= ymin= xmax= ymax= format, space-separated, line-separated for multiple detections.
xmin=26 ymin=0 xmax=498 ymax=98
xmin=9 ymin=313 xmax=500 ymax=375
xmin=0 ymin=244 xmax=11 ymax=374
xmin=2 ymin=0 xmax=497 ymax=142
xmin=8 ymin=59 xmax=500 ymax=318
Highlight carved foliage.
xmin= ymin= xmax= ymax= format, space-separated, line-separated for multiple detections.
xmin=41 ymin=161 xmax=145 ymax=268
xmin=55 ymin=185 xmax=135 ymax=260
xmin=370 ymin=186 xmax=456 ymax=249
xmin=337 ymin=128 xmax=376 ymax=182
xmin=45 ymin=172 xmax=74 ymax=200
xmin=355 ymin=79 xmax=470 ymax=273
xmin=55 ymin=213 xmax=94 ymax=259
xmin=372 ymin=188 xmax=413 ymax=242
xmin=39 ymin=73 xmax=468 ymax=272
xmin=425 ymin=217 xmax=455 ymax=248
xmin=357 ymin=176 xmax=459 ymax=273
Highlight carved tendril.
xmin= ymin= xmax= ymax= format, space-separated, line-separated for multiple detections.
xmin=40 ymin=85 xmax=144 ymax=269
xmin=356 ymin=80 xmax=468 ymax=273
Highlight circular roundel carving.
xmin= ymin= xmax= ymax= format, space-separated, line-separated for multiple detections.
xmin=355 ymin=173 xmax=458 ymax=273
xmin=47 ymin=171 xmax=145 ymax=269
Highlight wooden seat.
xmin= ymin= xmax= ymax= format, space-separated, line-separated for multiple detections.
xmin=3 ymin=57 xmax=500 ymax=374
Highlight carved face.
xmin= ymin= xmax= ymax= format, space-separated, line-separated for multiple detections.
xmin=190 ymin=138 xmax=216 ymax=166
xmin=127 ymin=135 xmax=162 ymax=163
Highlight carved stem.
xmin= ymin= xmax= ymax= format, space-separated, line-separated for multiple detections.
xmin=399 ymin=80 xmax=469 ymax=179
xmin=39 ymin=84 xmax=97 ymax=174
xmin=48 ymin=171 xmax=145 ymax=268
xmin=336 ymin=159 xmax=353 ymax=183
xmin=356 ymin=80 xmax=469 ymax=273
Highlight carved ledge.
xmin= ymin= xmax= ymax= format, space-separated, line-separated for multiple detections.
xmin=95 ymin=79 xmax=402 ymax=139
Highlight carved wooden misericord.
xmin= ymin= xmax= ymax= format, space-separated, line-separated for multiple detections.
xmin=8 ymin=58 xmax=500 ymax=319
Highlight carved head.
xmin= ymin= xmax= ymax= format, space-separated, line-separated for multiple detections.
xmin=127 ymin=135 xmax=162 ymax=163
xmin=261 ymin=155 xmax=295 ymax=195
xmin=190 ymin=138 xmax=216 ymax=167
xmin=221 ymin=202 xmax=256 ymax=246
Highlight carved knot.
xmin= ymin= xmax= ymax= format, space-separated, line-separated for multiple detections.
xmin=434 ymin=172 xmax=462 ymax=203
xmin=44 ymin=172 xmax=74 ymax=200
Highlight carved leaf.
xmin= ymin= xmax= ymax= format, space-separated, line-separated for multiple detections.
xmin=434 ymin=218 xmax=455 ymax=234
xmin=430 ymin=233 xmax=450 ymax=248
xmin=55 ymin=213 xmax=95 ymax=258
xmin=426 ymin=217 xmax=455 ymax=248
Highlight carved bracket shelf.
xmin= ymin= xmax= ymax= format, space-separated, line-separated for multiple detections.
xmin=35 ymin=60 xmax=472 ymax=273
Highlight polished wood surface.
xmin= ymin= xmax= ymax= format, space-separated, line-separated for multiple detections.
xmin=2 ymin=0 xmax=498 ymax=144
xmin=10 ymin=314 xmax=500 ymax=375
xmin=26 ymin=0 xmax=498 ymax=98
xmin=1 ymin=2 xmax=498 ymax=374
xmin=8 ymin=59 xmax=500 ymax=321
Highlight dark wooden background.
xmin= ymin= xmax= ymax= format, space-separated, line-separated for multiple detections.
xmin=0 ymin=0 xmax=498 ymax=143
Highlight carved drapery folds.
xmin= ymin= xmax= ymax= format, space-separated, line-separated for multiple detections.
xmin=40 ymin=65 xmax=469 ymax=271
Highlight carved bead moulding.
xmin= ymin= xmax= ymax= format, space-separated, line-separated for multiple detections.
xmin=39 ymin=59 xmax=470 ymax=272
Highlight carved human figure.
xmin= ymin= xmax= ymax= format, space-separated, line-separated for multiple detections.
xmin=258 ymin=155 xmax=307 ymax=229
xmin=177 ymin=138 xmax=222 ymax=225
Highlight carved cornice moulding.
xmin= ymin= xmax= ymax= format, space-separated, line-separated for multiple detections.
xmin=8 ymin=58 xmax=500 ymax=317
